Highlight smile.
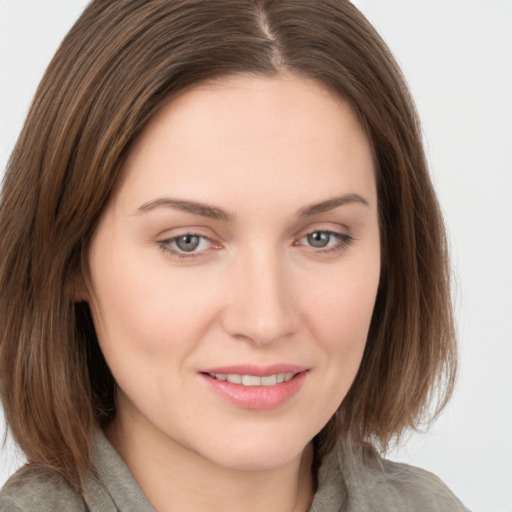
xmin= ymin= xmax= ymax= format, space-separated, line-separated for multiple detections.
xmin=200 ymin=367 xmax=308 ymax=410
xmin=208 ymin=373 xmax=296 ymax=386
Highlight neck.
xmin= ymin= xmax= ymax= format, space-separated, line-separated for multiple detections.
xmin=107 ymin=416 xmax=315 ymax=512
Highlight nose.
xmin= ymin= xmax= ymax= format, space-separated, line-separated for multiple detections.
xmin=221 ymin=246 xmax=298 ymax=346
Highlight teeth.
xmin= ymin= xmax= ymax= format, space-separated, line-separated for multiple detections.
xmin=261 ymin=375 xmax=277 ymax=386
xmin=210 ymin=373 xmax=295 ymax=386
xmin=227 ymin=374 xmax=241 ymax=384
xmin=240 ymin=375 xmax=260 ymax=386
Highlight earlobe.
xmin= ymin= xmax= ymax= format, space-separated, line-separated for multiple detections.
xmin=75 ymin=288 xmax=90 ymax=303
xmin=68 ymin=271 xmax=90 ymax=303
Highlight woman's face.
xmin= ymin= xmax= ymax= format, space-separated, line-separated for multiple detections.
xmin=87 ymin=74 xmax=380 ymax=471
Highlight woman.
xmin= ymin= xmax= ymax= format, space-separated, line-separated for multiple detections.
xmin=0 ymin=1 xmax=469 ymax=510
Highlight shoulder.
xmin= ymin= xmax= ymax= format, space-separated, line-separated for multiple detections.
xmin=316 ymin=442 xmax=471 ymax=512
xmin=0 ymin=465 xmax=86 ymax=512
xmin=375 ymin=456 xmax=470 ymax=511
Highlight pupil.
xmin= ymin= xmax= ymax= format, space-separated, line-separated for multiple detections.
xmin=176 ymin=235 xmax=200 ymax=252
xmin=307 ymin=232 xmax=330 ymax=248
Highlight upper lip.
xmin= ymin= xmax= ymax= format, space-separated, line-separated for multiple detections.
xmin=199 ymin=364 xmax=308 ymax=377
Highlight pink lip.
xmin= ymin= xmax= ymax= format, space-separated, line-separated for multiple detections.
xmin=200 ymin=364 xmax=307 ymax=377
xmin=199 ymin=364 xmax=309 ymax=410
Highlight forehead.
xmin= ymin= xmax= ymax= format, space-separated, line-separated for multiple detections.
xmin=115 ymin=73 xmax=376 ymax=213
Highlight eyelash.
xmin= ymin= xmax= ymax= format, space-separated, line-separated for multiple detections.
xmin=158 ymin=233 xmax=215 ymax=260
xmin=158 ymin=229 xmax=354 ymax=260
xmin=296 ymin=230 xmax=354 ymax=254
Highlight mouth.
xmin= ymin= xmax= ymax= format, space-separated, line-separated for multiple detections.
xmin=205 ymin=372 xmax=296 ymax=386
xmin=199 ymin=365 xmax=308 ymax=409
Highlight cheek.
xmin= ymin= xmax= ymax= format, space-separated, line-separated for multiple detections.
xmin=285 ymin=255 xmax=380 ymax=434
xmin=303 ymin=256 xmax=380 ymax=347
xmin=87 ymin=258 xmax=226 ymax=421
xmin=88 ymin=240 xmax=198 ymax=356
xmin=299 ymin=250 xmax=380 ymax=408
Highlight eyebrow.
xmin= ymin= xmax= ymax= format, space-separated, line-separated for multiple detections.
xmin=134 ymin=198 xmax=234 ymax=221
xmin=134 ymin=193 xmax=370 ymax=220
xmin=298 ymin=193 xmax=370 ymax=217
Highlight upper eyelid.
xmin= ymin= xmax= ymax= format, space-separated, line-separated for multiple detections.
xmin=161 ymin=232 xmax=212 ymax=241
xmin=160 ymin=233 xmax=214 ymax=249
xmin=300 ymin=227 xmax=347 ymax=236
xmin=297 ymin=230 xmax=353 ymax=245
xmin=296 ymin=225 xmax=351 ymax=240
xmin=157 ymin=227 xmax=215 ymax=241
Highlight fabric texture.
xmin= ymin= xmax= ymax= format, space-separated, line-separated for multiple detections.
xmin=0 ymin=430 xmax=470 ymax=511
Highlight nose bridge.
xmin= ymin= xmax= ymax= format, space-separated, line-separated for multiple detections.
xmin=222 ymin=242 xmax=297 ymax=345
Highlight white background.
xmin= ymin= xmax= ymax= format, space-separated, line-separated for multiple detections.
xmin=1 ymin=1 xmax=511 ymax=511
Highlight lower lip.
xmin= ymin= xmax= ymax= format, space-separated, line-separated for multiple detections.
xmin=200 ymin=372 xmax=308 ymax=410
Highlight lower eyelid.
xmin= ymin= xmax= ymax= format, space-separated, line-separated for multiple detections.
xmin=299 ymin=230 xmax=353 ymax=246
xmin=157 ymin=233 xmax=221 ymax=259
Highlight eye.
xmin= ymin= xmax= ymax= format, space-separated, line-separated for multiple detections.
xmin=158 ymin=233 xmax=215 ymax=258
xmin=297 ymin=230 xmax=353 ymax=252
xmin=305 ymin=231 xmax=332 ymax=248
xmin=174 ymin=234 xmax=204 ymax=252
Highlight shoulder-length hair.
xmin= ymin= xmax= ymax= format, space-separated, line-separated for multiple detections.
xmin=0 ymin=0 xmax=456 ymax=490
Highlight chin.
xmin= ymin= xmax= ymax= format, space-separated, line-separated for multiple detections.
xmin=197 ymin=432 xmax=312 ymax=472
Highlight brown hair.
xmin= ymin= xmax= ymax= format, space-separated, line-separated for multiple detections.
xmin=0 ymin=0 xmax=456 ymax=490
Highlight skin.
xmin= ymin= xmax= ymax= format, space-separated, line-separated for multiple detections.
xmin=86 ymin=74 xmax=380 ymax=512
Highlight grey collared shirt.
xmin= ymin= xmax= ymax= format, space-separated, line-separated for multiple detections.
xmin=0 ymin=430 xmax=470 ymax=512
